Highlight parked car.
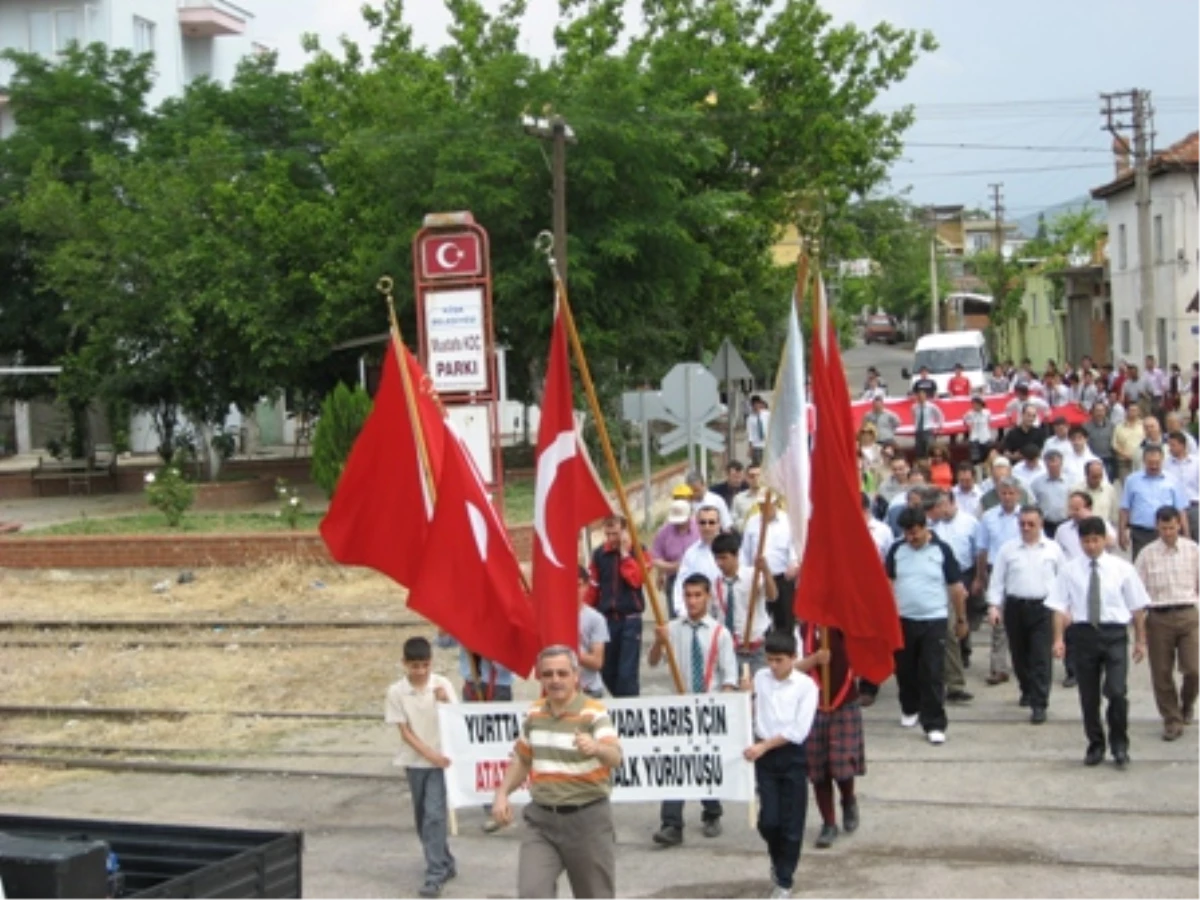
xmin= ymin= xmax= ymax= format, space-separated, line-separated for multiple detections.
xmin=864 ymin=314 xmax=900 ymax=344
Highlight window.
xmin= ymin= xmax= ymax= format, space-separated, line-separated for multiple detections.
xmin=29 ymin=10 xmax=80 ymax=55
xmin=1153 ymin=214 xmax=1164 ymax=263
xmin=29 ymin=12 xmax=53 ymax=55
xmin=912 ymin=346 xmax=985 ymax=375
xmin=1117 ymin=223 xmax=1127 ymax=270
xmin=969 ymin=233 xmax=991 ymax=254
xmin=133 ymin=17 xmax=156 ymax=56
xmin=53 ymin=10 xmax=78 ymax=51
xmin=1119 ymin=319 xmax=1131 ymax=355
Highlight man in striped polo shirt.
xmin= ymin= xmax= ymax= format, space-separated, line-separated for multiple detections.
xmin=492 ymin=645 xmax=623 ymax=898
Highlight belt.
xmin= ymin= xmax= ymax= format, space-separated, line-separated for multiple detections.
xmin=736 ymin=640 xmax=765 ymax=652
xmin=1149 ymin=604 xmax=1196 ymax=613
xmin=1006 ymin=595 xmax=1046 ymax=604
xmin=535 ymin=797 xmax=605 ymax=815
xmin=1130 ymin=525 xmax=1157 ymax=533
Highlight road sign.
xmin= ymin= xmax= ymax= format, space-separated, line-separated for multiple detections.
xmin=621 ymin=390 xmax=665 ymax=423
xmin=659 ymin=363 xmax=724 ymax=472
xmin=708 ymin=338 xmax=753 ymax=382
xmin=657 ymin=424 xmax=725 ymax=455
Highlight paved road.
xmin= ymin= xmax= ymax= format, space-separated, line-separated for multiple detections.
xmin=0 ymin=618 xmax=1194 ymax=898
xmin=842 ymin=340 xmax=913 ymax=400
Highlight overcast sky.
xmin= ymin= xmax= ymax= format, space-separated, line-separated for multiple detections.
xmin=247 ymin=0 xmax=1199 ymax=223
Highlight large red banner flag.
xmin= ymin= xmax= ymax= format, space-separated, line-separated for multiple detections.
xmin=407 ymin=423 xmax=541 ymax=676
xmin=796 ymin=278 xmax=903 ymax=685
xmin=319 ymin=342 xmax=445 ymax=587
xmin=532 ymin=303 xmax=613 ymax=649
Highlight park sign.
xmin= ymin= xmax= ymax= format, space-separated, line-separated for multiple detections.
xmin=437 ymin=693 xmax=755 ymax=808
xmin=412 ymin=211 xmax=503 ymax=508
xmin=414 ymin=212 xmax=495 ymax=399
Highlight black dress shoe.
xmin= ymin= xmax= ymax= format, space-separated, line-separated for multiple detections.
xmin=1030 ymin=708 xmax=1047 ymax=725
xmin=946 ymin=689 xmax=974 ymax=703
xmin=652 ymin=825 xmax=683 ymax=846
xmin=1062 ymin=674 xmax=1077 ymax=688
xmin=1112 ymin=750 xmax=1130 ymax=769
xmin=842 ymin=799 xmax=859 ymax=833
xmin=1084 ymin=746 xmax=1104 ymax=767
xmin=815 ymin=824 xmax=838 ymax=848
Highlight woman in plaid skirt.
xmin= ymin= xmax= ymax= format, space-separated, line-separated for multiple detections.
xmin=796 ymin=624 xmax=865 ymax=849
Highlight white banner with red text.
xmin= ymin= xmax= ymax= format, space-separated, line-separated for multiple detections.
xmin=437 ymin=693 xmax=755 ymax=809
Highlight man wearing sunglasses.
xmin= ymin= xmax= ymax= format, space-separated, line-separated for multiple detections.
xmin=673 ymin=505 xmax=724 ymax=618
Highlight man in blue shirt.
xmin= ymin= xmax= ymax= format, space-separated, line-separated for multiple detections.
xmin=1120 ymin=444 xmax=1190 ymax=560
xmin=885 ymin=507 xmax=968 ymax=745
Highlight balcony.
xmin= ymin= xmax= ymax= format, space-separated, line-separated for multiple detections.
xmin=177 ymin=0 xmax=250 ymax=38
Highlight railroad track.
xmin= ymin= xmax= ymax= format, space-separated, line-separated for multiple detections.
xmin=0 ymin=618 xmax=416 ymax=630
xmin=0 ymin=703 xmax=378 ymax=721
xmin=0 ymin=637 xmax=401 ymax=650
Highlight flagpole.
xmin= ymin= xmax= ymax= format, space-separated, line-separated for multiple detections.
xmin=742 ymin=489 xmax=772 ymax=647
xmin=799 ymin=248 xmax=832 ymax=712
xmin=379 ymin=278 xmax=491 ymax=699
xmin=535 ymin=232 xmax=686 ymax=694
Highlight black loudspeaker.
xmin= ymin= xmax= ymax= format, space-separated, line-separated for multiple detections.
xmin=0 ymin=833 xmax=109 ymax=898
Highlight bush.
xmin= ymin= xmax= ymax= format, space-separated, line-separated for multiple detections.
xmin=275 ymin=478 xmax=304 ymax=529
xmin=144 ymin=452 xmax=195 ymax=527
xmin=311 ymin=382 xmax=372 ymax=497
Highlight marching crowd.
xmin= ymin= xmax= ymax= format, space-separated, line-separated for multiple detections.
xmin=383 ymin=358 xmax=1198 ymax=900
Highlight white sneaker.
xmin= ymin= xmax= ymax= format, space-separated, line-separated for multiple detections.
xmin=927 ymin=730 xmax=946 ymax=745
xmin=900 ymin=713 xmax=920 ymax=728
xmin=769 ymin=886 xmax=792 ymax=899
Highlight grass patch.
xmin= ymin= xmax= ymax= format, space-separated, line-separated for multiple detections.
xmin=29 ymin=512 xmax=326 ymax=536
xmin=503 ymin=480 xmax=534 ymax=524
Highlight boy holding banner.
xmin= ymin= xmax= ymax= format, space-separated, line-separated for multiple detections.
xmin=745 ymin=629 xmax=818 ymax=900
xmin=711 ymin=532 xmax=775 ymax=676
xmin=384 ymin=637 xmax=458 ymax=899
xmin=649 ymin=572 xmax=741 ymax=847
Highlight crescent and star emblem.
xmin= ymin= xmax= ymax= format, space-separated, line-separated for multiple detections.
xmin=533 ymin=431 xmax=578 ymax=568
xmin=435 ymin=242 xmax=465 ymax=270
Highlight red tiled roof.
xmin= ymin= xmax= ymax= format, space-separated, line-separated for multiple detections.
xmin=1091 ymin=131 xmax=1198 ymax=198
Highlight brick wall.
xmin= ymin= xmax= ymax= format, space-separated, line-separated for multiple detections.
xmin=0 ymin=461 xmax=687 ymax=570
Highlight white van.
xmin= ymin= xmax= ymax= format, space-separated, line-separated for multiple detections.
xmin=901 ymin=330 xmax=990 ymax=397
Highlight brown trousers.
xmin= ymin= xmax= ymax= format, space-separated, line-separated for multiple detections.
xmin=518 ymin=799 xmax=615 ymax=898
xmin=1146 ymin=606 xmax=1199 ymax=728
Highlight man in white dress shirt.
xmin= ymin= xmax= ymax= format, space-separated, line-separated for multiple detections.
xmin=986 ymin=506 xmax=1066 ymax=724
xmin=952 ymin=463 xmax=984 ymax=520
xmin=741 ymin=492 xmax=799 ymax=633
xmin=1049 ymin=516 xmax=1150 ymax=768
xmin=747 ymin=395 xmax=771 ymax=466
xmin=1165 ymin=431 xmax=1199 ymax=540
xmin=1060 ymin=425 xmax=1101 ymax=488
xmin=686 ymin=470 xmax=732 ymax=530
xmin=650 ymin=573 xmax=740 ymax=846
xmin=673 ymin=506 xmax=723 ymax=617
xmin=713 ymin=532 xmax=774 ymax=676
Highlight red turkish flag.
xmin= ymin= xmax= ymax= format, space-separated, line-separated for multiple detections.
xmin=796 ymin=280 xmax=903 ymax=685
xmin=407 ymin=424 xmax=541 ymax=676
xmin=319 ymin=342 xmax=445 ymax=586
xmin=532 ymin=303 xmax=612 ymax=650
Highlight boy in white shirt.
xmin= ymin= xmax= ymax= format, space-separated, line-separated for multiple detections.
xmin=712 ymin=531 xmax=775 ymax=676
xmin=384 ymin=637 xmax=459 ymax=898
xmin=745 ymin=630 xmax=818 ymax=899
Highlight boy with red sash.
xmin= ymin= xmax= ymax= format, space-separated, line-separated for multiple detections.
xmin=796 ymin=623 xmax=865 ymax=849
xmin=649 ymin=572 xmax=740 ymax=847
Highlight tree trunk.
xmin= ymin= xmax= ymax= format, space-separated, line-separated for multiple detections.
xmin=198 ymin=422 xmax=222 ymax=482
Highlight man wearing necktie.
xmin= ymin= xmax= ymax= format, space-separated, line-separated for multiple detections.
xmin=748 ymin=395 xmax=771 ymax=466
xmin=712 ymin=532 xmax=775 ymax=677
xmin=910 ymin=389 xmax=944 ymax=460
xmin=1049 ymin=516 xmax=1151 ymax=768
xmin=648 ymin=573 xmax=742 ymax=847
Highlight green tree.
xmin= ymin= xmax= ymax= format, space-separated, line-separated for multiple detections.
xmin=0 ymin=44 xmax=154 ymax=450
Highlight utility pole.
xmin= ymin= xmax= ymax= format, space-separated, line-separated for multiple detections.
xmin=522 ymin=114 xmax=577 ymax=285
xmin=927 ymin=207 xmax=940 ymax=333
xmin=1101 ymin=89 xmax=1156 ymax=359
xmin=989 ymin=182 xmax=1005 ymax=340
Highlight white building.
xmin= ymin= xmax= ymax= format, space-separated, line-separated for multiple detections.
xmin=1092 ymin=131 xmax=1199 ymax=371
xmin=1 ymin=0 xmax=260 ymax=137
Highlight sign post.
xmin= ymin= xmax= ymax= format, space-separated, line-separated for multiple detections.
xmin=413 ymin=212 xmax=504 ymax=511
